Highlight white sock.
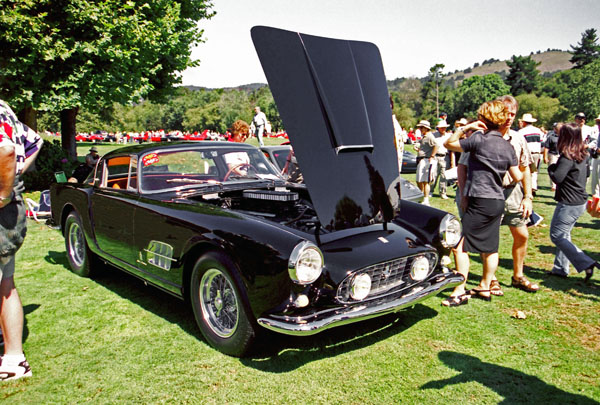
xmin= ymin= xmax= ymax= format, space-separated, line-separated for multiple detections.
xmin=2 ymin=353 xmax=26 ymax=366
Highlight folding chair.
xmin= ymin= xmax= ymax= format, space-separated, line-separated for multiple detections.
xmin=25 ymin=190 xmax=52 ymax=222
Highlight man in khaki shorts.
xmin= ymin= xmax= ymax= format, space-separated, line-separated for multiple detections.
xmin=497 ymin=95 xmax=539 ymax=294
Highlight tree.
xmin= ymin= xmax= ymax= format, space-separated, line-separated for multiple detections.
xmin=422 ymin=64 xmax=445 ymax=118
xmin=505 ymin=55 xmax=540 ymax=95
xmin=569 ymin=28 xmax=600 ymax=69
xmin=558 ymin=59 xmax=600 ymax=119
xmin=449 ymin=74 xmax=510 ymax=121
xmin=0 ymin=1 xmax=215 ymax=159
xmin=515 ymin=94 xmax=569 ymax=130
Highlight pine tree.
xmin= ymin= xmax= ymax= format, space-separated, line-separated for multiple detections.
xmin=569 ymin=28 xmax=600 ymax=68
xmin=505 ymin=55 xmax=540 ymax=95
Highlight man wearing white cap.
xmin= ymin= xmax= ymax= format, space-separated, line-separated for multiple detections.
xmin=432 ymin=119 xmax=451 ymax=199
xmin=517 ymin=113 xmax=544 ymax=194
xmin=415 ymin=120 xmax=437 ymax=205
xmin=589 ymin=114 xmax=600 ymax=195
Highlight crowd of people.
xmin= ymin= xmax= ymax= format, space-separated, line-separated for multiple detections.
xmin=400 ymin=97 xmax=600 ymax=307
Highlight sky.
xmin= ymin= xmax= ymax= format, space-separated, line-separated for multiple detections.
xmin=181 ymin=0 xmax=600 ymax=88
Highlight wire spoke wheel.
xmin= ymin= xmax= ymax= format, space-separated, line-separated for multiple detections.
xmin=68 ymin=220 xmax=85 ymax=268
xmin=199 ymin=268 xmax=239 ymax=338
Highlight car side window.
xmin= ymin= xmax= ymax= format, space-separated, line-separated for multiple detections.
xmin=101 ymin=156 xmax=131 ymax=189
xmin=128 ymin=158 xmax=138 ymax=191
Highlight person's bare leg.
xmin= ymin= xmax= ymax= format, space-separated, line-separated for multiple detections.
xmin=450 ymin=238 xmax=469 ymax=296
xmin=478 ymin=252 xmax=499 ymax=297
xmin=509 ymin=225 xmax=528 ymax=278
xmin=0 ymin=276 xmax=24 ymax=355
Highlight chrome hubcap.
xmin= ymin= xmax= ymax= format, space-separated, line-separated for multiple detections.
xmin=199 ymin=268 xmax=239 ymax=338
xmin=68 ymin=221 xmax=85 ymax=267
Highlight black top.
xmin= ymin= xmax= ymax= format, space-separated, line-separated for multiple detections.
xmin=548 ymin=155 xmax=590 ymax=205
xmin=543 ymin=131 xmax=559 ymax=155
xmin=460 ymin=130 xmax=518 ymax=200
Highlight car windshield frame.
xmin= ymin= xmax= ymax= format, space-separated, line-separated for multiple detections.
xmin=138 ymin=145 xmax=282 ymax=195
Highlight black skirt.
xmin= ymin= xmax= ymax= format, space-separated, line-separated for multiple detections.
xmin=462 ymin=197 xmax=505 ymax=254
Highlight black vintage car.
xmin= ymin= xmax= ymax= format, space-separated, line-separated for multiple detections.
xmin=50 ymin=26 xmax=464 ymax=356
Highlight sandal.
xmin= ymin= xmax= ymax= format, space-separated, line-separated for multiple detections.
xmin=468 ymin=288 xmax=492 ymax=301
xmin=490 ymin=279 xmax=504 ymax=296
xmin=511 ymin=276 xmax=539 ymax=293
xmin=441 ymin=294 xmax=469 ymax=307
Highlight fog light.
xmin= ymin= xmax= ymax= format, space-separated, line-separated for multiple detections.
xmin=350 ymin=273 xmax=371 ymax=300
xmin=440 ymin=255 xmax=451 ymax=267
xmin=294 ymin=294 xmax=309 ymax=308
xmin=410 ymin=256 xmax=430 ymax=281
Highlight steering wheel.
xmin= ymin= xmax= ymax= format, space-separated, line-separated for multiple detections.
xmin=223 ymin=163 xmax=257 ymax=181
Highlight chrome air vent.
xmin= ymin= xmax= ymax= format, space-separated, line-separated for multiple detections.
xmin=242 ymin=190 xmax=298 ymax=202
xmin=144 ymin=241 xmax=175 ymax=271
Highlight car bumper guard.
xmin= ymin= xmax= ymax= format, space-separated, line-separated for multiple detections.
xmin=257 ymin=271 xmax=464 ymax=336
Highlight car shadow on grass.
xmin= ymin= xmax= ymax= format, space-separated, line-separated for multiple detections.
xmin=241 ymin=304 xmax=438 ymax=372
xmin=421 ymin=351 xmax=598 ymax=404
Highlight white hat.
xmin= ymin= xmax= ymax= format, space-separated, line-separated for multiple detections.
xmin=436 ymin=119 xmax=450 ymax=128
xmin=417 ymin=120 xmax=431 ymax=130
xmin=521 ymin=113 xmax=537 ymax=123
xmin=456 ymin=118 xmax=468 ymax=126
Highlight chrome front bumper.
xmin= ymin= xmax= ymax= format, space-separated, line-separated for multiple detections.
xmin=257 ymin=272 xmax=464 ymax=336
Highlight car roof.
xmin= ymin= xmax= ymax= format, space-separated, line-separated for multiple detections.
xmin=102 ymin=141 xmax=258 ymax=159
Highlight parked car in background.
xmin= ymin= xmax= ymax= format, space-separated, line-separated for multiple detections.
xmin=401 ymin=150 xmax=417 ymax=173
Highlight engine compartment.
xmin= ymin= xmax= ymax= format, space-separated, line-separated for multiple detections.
xmin=192 ymin=187 xmax=322 ymax=233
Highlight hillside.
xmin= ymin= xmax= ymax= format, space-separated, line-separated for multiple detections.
xmin=443 ymin=50 xmax=573 ymax=83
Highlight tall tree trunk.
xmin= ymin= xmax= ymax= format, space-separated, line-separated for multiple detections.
xmin=17 ymin=106 xmax=37 ymax=132
xmin=61 ymin=107 xmax=79 ymax=161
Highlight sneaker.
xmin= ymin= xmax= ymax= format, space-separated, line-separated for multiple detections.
xmin=441 ymin=194 xmax=449 ymax=200
xmin=0 ymin=357 xmax=32 ymax=381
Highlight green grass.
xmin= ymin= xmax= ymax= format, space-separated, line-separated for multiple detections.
xmin=2 ymin=145 xmax=599 ymax=403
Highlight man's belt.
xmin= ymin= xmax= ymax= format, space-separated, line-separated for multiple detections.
xmin=436 ymin=154 xmax=446 ymax=157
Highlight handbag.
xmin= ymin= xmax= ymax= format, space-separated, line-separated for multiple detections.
xmin=587 ymin=194 xmax=600 ymax=218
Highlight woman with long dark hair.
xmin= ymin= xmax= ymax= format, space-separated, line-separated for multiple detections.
xmin=548 ymin=123 xmax=599 ymax=282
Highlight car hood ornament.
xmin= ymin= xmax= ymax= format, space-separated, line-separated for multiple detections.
xmin=251 ymin=26 xmax=401 ymax=232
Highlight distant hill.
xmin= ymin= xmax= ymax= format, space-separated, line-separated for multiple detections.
xmin=184 ymin=83 xmax=266 ymax=92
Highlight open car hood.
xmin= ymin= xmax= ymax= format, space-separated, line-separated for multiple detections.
xmin=252 ymin=26 xmax=402 ymax=231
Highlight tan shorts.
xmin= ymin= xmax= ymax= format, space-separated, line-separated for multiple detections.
xmin=416 ymin=158 xmax=435 ymax=183
xmin=0 ymin=255 xmax=15 ymax=280
xmin=501 ymin=186 xmax=527 ymax=227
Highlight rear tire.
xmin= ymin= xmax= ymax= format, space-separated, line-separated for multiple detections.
xmin=190 ymin=251 xmax=257 ymax=357
xmin=64 ymin=211 xmax=94 ymax=277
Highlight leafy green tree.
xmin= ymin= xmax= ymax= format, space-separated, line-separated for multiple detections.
xmin=569 ymin=28 xmax=600 ymax=68
xmin=0 ymin=0 xmax=214 ymax=159
xmin=505 ymin=55 xmax=540 ymax=95
xmin=558 ymin=59 xmax=600 ymax=118
xmin=449 ymin=74 xmax=510 ymax=121
xmin=515 ymin=94 xmax=569 ymax=130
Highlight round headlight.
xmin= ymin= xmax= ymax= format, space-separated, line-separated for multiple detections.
xmin=410 ymin=255 xmax=430 ymax=281
xmin=439 ymin=214 xmax=462 ymax=248
xmin=288 ymin=241 xmax=324 ymax=284
xmin=350 ymin=273 xmax=372 ymax=300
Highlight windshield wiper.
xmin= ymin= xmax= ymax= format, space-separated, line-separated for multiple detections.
xmin=166 ymin=178 xmax=220 ymax=184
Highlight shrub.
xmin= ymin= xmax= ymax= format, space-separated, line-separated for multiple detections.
xmin=23 ymin=140 xmax=78 ymax=191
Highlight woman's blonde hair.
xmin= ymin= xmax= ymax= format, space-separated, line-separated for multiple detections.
xmin=230 ymin=120 xmax=250 ymax=139
xmin=477 ymin=100 xmax=509 ymax=130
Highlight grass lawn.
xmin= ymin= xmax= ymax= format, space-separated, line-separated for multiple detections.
xmin=2 ymin=143 xmax=599 ymax=403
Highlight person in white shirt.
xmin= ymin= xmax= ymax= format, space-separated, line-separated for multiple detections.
xmin=252 ymin=106 xmax=268 ymax=147
xmin=589 ymin=114 xmax=600 ymax=195
xmin=432 ymin=120 xmax=451 ymax=199
xmin=517 ymin=113 xmax=543 ymax=194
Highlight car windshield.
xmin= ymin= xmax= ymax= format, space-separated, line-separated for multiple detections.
xmin=140 ymin=146 xmax=281 ymax=193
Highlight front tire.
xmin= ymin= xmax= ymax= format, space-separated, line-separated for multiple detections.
xmin=64 ymin=211 xmax=94 ymax=277
xmin=190 ymin=251 xmax=257 ymax=357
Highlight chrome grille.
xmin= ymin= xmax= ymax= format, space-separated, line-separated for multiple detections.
xmin=336 ymin=252 xmax=438 ymax=303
